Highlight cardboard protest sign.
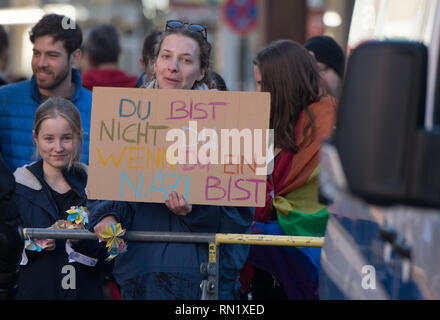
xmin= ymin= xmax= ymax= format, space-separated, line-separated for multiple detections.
xmin=87 ymin=87 xmax=271 ymax=207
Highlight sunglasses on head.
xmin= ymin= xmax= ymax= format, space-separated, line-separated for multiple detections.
xmin=165 ymin=20 xmax=207 ymax=40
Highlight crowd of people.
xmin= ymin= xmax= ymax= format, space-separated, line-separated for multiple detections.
xmin=0 ymin=13 xmax=346 ymax=300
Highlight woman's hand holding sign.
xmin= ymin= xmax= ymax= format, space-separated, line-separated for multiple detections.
xmin=165 ymin=191 xmax=192 ymax=216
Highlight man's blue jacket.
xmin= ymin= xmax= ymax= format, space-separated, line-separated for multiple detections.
xmin=0 ymin=69 xmax=91 ymax=171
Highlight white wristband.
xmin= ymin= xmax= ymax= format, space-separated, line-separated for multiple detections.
xmin=65 ymin=240 xmax=98 ymax=267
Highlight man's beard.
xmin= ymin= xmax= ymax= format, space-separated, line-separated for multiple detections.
xmin=35 ymin=61 xmax=71 ymax=91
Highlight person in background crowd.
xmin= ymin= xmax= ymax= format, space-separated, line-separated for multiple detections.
xmin=135 ymin=30 xmax=162 ymax=88
xmin=0 ymin=14 xmax=92 ymax=172
xmin=0 ymin=152 xmax=23 ymax=300
xmin=88 ymin=20 xmax=253 ymax=300
xmin=0 ymin=26 xmax=20 ymax=290
xmin=13 ymin=97 xmax=110 ymax=300
xmin=304 ymin=35 xmax=345 ymax=99
xmin=79 ymin=23 xmax=135 ymax=301
xmin=239 ymin=39 xmax=337 ymax=300
xmin=80 ymin=24 xmax=137 ymax=91
xmin=0 ymin=25 xmax=9 ymax=86
xmin=210 ymin=71 xmax=228 ymax=91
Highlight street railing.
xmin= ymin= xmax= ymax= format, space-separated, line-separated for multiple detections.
xmin=23 ymin=228 xmax=324 ymax=300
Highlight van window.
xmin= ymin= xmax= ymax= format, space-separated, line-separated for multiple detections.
xmin=348 ymin=0 xmax=437 ymax=50
xmin=348 ymin=0 xmax=440 ymax=129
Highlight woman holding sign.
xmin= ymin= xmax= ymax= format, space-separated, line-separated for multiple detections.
xmin=88 ymin=21 xmax=253 ymax=299
xmin=239 ymin=40 xmax=337 ymax=299
xmin=13 ymin=97 xmax=110 ymax=299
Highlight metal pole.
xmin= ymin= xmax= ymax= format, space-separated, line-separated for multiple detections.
xmin=24 ymin=228 xmax=96 ymax=240
xmin=23 ymin=229 xmax=324 ymax=247
xmin=125 ymin=231 xmax=216 ymax=244
xmin=216 ymin=233 xmax=325 ymax=247
xmin=23 ymin=229 xmax=216 ymax=244
xmin=200 ymin=242 xmax=219 ymax=300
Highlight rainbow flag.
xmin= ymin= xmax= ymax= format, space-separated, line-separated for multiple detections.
xmin=240 ymin=96 xmax=336 ymax=300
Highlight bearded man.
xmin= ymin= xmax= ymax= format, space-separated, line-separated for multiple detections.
xmin=0 ymin=14 xmax=91 ymax=171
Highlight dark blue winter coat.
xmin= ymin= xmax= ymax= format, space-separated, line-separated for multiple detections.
xmin=88 ymin=200 xmax=254 ymax=300
xmin=0 ymin=69 xmax=92 ymax=172
xmin=13 ymin=160 xmax=110 ymax=300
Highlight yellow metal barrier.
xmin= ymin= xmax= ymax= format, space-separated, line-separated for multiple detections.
xmin=215 ymin=233 xmax=324 ymax=247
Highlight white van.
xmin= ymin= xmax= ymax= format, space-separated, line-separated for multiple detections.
xmin=319 ymin=0 xmax=440 ymax=299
